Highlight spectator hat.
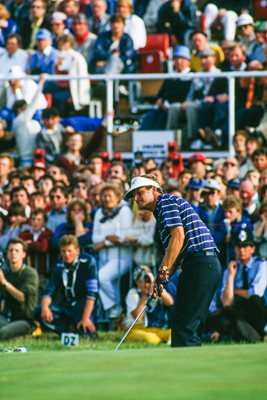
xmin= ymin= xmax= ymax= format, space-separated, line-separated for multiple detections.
xmin=234 ymin=225 xmax=254 ymax=247
xmin=186 ymin=178 xmax=203 ymax=190
xmin=124 ymin=176 xmax=162 ymax=200
xmin=35 ymin=29 xmax=52 ymax=40
xmin=227 ymin=179 xmax=240 ymax=189
xmin=173 ymin=45 xmax=191 ymax=60
xmin=199 ymin=48 xmax=215 ymax=57
xmin=73 ymin=13 xmax=88 ymax=24
xmin=52 ymin=11 xmax=67 ymax=22
xmin=188 ymin=153 xmax=206 ymax=165
xmin=237 ymin=14 xmax=254 ymax=27
xmin=203 ymin=178 xmax=220 ymax=192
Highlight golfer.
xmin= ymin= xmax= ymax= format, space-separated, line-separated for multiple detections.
xmin=125 ymin=174 xmax=222 ymax=347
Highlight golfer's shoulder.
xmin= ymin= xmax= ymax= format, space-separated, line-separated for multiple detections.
xmin=158 ymin=193 xmax=190 ymax=209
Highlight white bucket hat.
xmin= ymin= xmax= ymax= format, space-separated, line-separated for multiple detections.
xmin=237 ymin=14 xmax=254 ymax=27
xmin=124 ymin=176 xmax=161 ymax=200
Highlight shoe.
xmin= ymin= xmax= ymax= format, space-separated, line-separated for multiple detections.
xmin=32 ymin=326 xmax=43 ymax=337
xmin=119 ymin=85 xmax=129 ymax=96
xmin=109 ymin=305 xmax=123 ymax=319
xmin=236 ymin=319 xmax=261 ymax=343
xmin=199 ymin=127 xmax=219 ymax=147
xmin=189 ymin=139 xmax=204 ymax=150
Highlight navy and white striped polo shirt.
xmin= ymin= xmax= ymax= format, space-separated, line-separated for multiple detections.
xmin=154 ymin=194 xmax=218 ymax=261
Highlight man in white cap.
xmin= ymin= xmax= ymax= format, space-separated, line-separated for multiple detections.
xmin=125 ymin=173 xmax=222 ymax=347
xmin=5 ymin=65 xmax=47 ymax=111
xmin=51 ymin=12 xmax=70 ymax=48
xmin=237 ymin=14 xmax=256 ymax=57
xmin=197 ymin=178 xmax=226 ymax=253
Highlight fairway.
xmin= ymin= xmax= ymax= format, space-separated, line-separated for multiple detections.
xmin=1 ymin=344 xmax=267 ymax=400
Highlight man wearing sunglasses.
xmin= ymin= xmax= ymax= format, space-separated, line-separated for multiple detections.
xmin=47 ymin=186 xmax=68 ymax=232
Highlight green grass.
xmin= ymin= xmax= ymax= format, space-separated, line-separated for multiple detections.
xmin=0 ymin=335 xmax=267 ymax=400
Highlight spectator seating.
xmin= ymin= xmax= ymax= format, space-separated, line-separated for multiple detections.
xmin=138 ymin=33 xmax=170 ymax=73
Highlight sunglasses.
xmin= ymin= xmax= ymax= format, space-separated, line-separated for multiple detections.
xmin=203 ymin=190 xmax=216 ymax=196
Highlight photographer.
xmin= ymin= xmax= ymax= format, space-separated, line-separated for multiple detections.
xmin=0 ymin=238 xmax=38 ymax=340
xmin=124 ymin=267 xmax=177 ymax=344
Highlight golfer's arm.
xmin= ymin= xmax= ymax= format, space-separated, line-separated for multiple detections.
xmin=160 ymin=226 xmax=185 ymax=275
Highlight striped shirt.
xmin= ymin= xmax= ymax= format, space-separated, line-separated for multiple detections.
xmin=154 ymin=194 xmax=218 ymax=261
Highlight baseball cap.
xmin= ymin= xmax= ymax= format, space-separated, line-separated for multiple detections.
xmin=188 ymin=153 xmax=206 ymax=165
xmin=237 ymin=14 xmax=254 ymax=27
xmin=35 ymin=29 xmax=52 ymax=40
xmin=124 ymin=176 xmax=161 ymax=200
xmin=227 ymin=179 xmax=240 ymax=189
xmin=187 ymin=178 xmax=203 ymax=190
xmin=173 ymin=45 xmax=191 ymax=60
xmin=199 ymin=48 xmax=215 ymax=58
xmin=203 ymin=178 xmax=220 ymax=191
xmin=234 ymin=225 xmax=254 ymax=247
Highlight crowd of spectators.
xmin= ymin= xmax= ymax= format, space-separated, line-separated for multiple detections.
xmin=0 ymin=138 xmax=266 ymax=343
xmin=0 ymin=1 xmax=266 ymax=151
xmin=0 ymin=0 xmax=266 ymax=345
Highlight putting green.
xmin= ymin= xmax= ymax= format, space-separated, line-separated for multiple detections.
xmin=1 ymin=344 xmax=266 ymax=400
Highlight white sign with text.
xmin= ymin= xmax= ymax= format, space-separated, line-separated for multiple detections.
xmin=133 ymin=131 xmax=174 ymax=162
xmin=61 ymin=333 xmax=79 ymax=347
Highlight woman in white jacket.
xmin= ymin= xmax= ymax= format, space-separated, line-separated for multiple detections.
xmin=50 ymin=33 xmax=90 ymax=115
xmin=92 ymin=183 xmax=134 ymax=319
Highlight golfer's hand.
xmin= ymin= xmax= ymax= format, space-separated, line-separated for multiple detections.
xmin=41 ymin=307 xmax=53 ymax=323
xmin=77 ymin=318 xmax=96 ymax=334
xmin=153 ymin=282 xmax=163 ymax=298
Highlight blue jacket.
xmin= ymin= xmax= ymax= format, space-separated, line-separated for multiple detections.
xmin=197 ymin=203 xmax=226 ymax=249
xmin=29 ymin=47 xmax=59 ymax=75
xmin=43 ymin=254 xmax=98 ymax=302
xmin=93 ymin=30 xmax=136 ymax=73
xmin=0 ymin=19 xmax=17 ymax=48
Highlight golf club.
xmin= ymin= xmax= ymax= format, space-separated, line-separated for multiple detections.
xmin=114 ymin=294 xmax=154 ymax=352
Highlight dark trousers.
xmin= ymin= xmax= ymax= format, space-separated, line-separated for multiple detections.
xmin=171 ymin=254 xmax=222 ymax=347
xmin=0 ymin=315 xmax=33 ymax=340
xmin=206 ymin=295 xmax=266 ymax=340
xmin=34 ymin=300 xmax=94 ymax=336
xmin=140 ymin=109 xmax=167 ymax=131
